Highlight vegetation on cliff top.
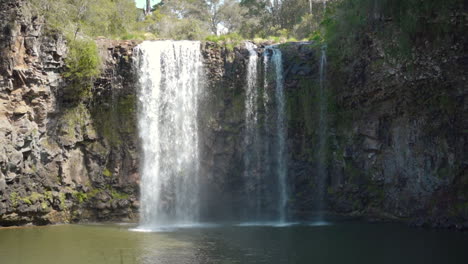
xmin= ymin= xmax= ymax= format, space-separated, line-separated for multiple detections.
xmin=30 ymin=0 xmax=330 ymax=41
xmin=321 ymin=0 xmax=464 ymax=67
xmin=31 ymin=0 xmax=140 ymax=39
xmin=29 ymin=0 xmax=464 ymax=48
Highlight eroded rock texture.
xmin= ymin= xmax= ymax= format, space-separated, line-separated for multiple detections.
xmin=279 ymin=21 xmax=467 ymax=228
xmin=324 ymin=31 xmax=468 ymax=228
xmin=0 ymin=0 xmax=139 ymax=226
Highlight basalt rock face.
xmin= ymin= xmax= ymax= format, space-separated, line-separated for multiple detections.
xmin=278 ymin=43 xmax=322 ymax=218
xmin=198 ymin=42 xmax=252 ymax=220
xmin=325 ymin=41 xmax=467 ymax=227
xmin=0 ymin=0 xmax=140 ymax=226
xmin=321 ymin=22 xmax=467 ymax=227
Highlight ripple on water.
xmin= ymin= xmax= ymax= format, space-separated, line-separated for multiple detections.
xmin=236 ymin=221 xmax=300 ymax=227
xmin=130 ymin=222 xmax=222 ymax=232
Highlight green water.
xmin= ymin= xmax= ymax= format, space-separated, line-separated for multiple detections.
xmin=0 ymin=222 xmax=467 ymax=264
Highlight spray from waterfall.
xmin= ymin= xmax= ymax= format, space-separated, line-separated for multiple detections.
xmin=134 ymin=41 xmax=203 ymax=229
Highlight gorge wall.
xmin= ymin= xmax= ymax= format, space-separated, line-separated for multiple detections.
xmin=324 ymin=28 xmax=467 ymax=228
xmin=1 ymin=0 xmax=466 ymax=229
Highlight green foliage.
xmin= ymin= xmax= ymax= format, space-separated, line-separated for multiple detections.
xmin=73 ymin=192 xmax=89 ymax=204
xmin=103 ymin=168 xmax=113 ymax=177
xmin=119 ymin=32 xmax=157 ymax=41
xmin=62 ymin=39 xmax=101 ymax=102
xmin=29 ymin=0 xmax=330 ymax=41
xmin=9 ymin=192 xmax=48 ymax=206
xmin=308 ymin=30 xmax=324 ymax=43
xmin=41 ymin=202 xmax=49 ymax=210
xmin=31 ymin=0 xmax=140 ymax=39
xmin=64 ymin=39 xmax=100 ymax=81
xmin=60 ymin=103 xmax=88 ymax=140
xmin=137 ymin=0 xmax=328 ymax=40
xmin=10 ymin=192 xmax=19 ymax=207
xmin=44 ymin=191 xmax=53 ymax=202
xmin=205 ymin=33 xmax=243 ymax=51
xmin=59 ymin=193 xmax=67 ymax=210
xmin=322 ymin=0 xmax=463 ymax=67
xmin=110 ymin=190 xmax=129 ymax=200
xmin=92 ymin=94 xmax=136 ymax=146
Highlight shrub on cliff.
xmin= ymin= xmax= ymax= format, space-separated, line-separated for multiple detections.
xmin=64 ymin=39 xmax=100 ymax=81
xmin=63 ymin=38 xmax=101 ymax=102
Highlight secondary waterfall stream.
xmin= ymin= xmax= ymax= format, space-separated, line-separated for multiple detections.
xmin=316 ymin=46 xmax=328 ymax=221
xmin=243 ymin=42 xmax=261 ymax=219
xmin=243 ymin=45 xmax=289 ymax=223
xmin=269 ymin=47 xmax=288 ymax=223
xmin=135 ymin=41 xmax=203 ymax=228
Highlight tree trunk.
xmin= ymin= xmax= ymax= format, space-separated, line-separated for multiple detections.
xmin=145 ymin=0 xmax=151 ymax=15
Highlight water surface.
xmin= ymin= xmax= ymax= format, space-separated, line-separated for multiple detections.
xmin=0 ymin=221 xmax=467 ymax=264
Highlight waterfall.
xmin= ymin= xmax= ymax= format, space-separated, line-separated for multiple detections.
xmin=316 ymin=46 xmax=328 ymax=221
xmin=268 ymin=46 xmax=288 ymax=223
xmin=243 ymin=42 xmax=261 ymax=219
xmin=134 ymin=41 xmax=203 ymax=228
xmin=263 ymin=54 xmax=270 ymax=110
xmin=241 ymin=45 xmax=289 ymax=224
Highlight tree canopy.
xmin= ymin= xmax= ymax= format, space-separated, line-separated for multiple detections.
xmin=30 ymin=0 xmax=332 ymax=41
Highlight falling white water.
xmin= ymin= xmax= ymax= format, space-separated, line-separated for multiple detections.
xmin=134 ymin=41 xmax=203 ymax=228
xmin=263 ymin=52 xmax=270 ymax=111
xmin=261 ymin=47 xmax=271 ymax=217
xmin=243 ymin=42 xmax=261 ymax=218
xmin=269 ymin=47 xmax=288 ymax=223
xmin=316 ymin=46 xmax=328 ymax=221
xmin=244 ymin=42 xmax=259 ymax=130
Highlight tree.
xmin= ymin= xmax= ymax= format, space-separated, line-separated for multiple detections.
xmin=205 ymin=0 xmax=223 ymax=35
xmin=218 ymin=0 xmax=246 ymax=34
xmin=31 ymin=0 xmax=139 ymax=38
xmin=204 ymin=0 xmax=246 ymax=35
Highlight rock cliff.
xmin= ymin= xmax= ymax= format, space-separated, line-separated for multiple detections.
xmin=1 ymin=0 xmax=466 ymax=229
xmin=324 ymin=26 xmax=467 ymax=228
xmin=0 ymin=0 xmax=139 ymax=225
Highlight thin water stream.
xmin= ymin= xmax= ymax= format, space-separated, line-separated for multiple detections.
xmin=269 ymin=46 xmax=288 ymax=223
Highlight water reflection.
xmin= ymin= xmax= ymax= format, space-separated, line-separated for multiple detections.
xmin=1 ymin=222 xmax=468 ymax=264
